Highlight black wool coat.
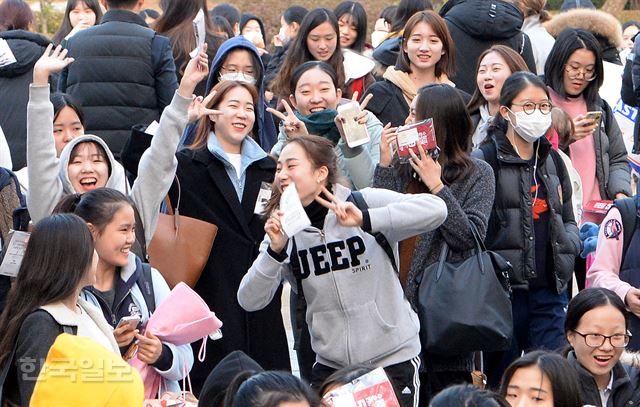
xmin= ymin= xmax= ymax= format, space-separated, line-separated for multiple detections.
xmin=169 ymin=147 xmax=289 ymax=395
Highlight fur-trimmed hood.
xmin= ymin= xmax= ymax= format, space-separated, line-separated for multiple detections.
xmin=544 ymin=9 xmax=623 ymax=48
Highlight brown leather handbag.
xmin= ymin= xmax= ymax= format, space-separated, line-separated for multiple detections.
xmin=148 ymin=178 xmax=218 ymax=288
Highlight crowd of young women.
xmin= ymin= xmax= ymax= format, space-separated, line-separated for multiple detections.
xmin=0 ymin=0 xmax=637 ymax=405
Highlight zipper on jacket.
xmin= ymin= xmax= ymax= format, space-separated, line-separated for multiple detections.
xmin=330 ymin=266 xmax=351 ymax=365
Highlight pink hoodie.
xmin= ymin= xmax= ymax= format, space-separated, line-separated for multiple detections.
xmin=586 ymin=208 xmax=631 ymax=302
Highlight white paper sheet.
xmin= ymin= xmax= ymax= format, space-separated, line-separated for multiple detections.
xmin=189 ymin=9 xmax=206 ymax=58
xmin=279 ymin=183 xmax=311 ymax=237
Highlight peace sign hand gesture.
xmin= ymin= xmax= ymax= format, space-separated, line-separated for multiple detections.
xmin=267 ymin=100 xmax=309 ymax=139
xmin=315 ymin=186 xmax=363 ymax=227
xmin=33 ymin=44 xmax=74 ymax=86
xmin=188 ymin=90 xmax=223 ymax=123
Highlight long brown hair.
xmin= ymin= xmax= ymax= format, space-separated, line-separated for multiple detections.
xmin=467 ymin=45 xmax=529 ymax=112
xmin=263 ymin=135 xmax=342 ymax=216
xmin=153 ymin=0 xmax=219 ymax=76
xmin=187 ymin=81 xmax=260 ymax=151
xmin=0 ymin=214 xmax=94 ymax=368
xmin=396 ymin=11 xmax=455 ymax=78
xmin=271 ymin=8 xmax=345 ymax=99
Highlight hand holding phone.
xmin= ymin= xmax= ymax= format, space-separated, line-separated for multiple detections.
xmin=335 ymin=91 xmax=373 ymax=148
xmin=117 ymin=315 xmax=141 ymax=330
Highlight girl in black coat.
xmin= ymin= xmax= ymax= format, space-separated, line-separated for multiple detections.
xmin=363 ymin=11 xmax=460 ymax=128
xmin=475 ymin=72 xmax=580 ymax=386
xmin=169 ymin=80 xmax=289 ymax=395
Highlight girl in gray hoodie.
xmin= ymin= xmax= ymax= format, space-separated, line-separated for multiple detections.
xmin=26 ymin=44 xmax=213 ymax=245
xmin=238 ymin=135 xmax=448 ymax=407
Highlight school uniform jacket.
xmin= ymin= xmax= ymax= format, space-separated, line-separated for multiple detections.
xmin=170 ymin=146 xmax=289 ymax=394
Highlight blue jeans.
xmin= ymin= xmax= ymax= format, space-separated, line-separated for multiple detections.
xmin=484 ymin=287 xmax=568 ymax=388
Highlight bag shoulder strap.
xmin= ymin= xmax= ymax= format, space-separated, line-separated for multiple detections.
xmin=348 ymin=191 xmax=399 ymax=274
xmin=613 ymin=196 xmax=640 ymax=261
xmin=138 ymin=261 xmax=156 ymax=314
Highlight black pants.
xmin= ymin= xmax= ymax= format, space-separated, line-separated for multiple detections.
xmin=310 ymin=356 xmax=421 ymax=407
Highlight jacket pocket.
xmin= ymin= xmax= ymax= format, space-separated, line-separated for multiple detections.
xmin=350 ymin=301 xmax=417 ymax=363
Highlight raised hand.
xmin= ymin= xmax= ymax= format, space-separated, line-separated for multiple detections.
xmin=379 ymin=123 xmax=398 ymax=167
xmin=408 ymin=143 xmax=443 ymax=193
xmin=33 ymin=44 xmax=74 ymax=86
xmin=178 ymin=43 xmax=209 ymax=98
xmin=267 ymin=100 xmax=309 ymax=139
xmin=188 ymin=89 xmax=223 ymax=123
xmin=265 ymin=209 xmax=288 ymax=252
xmin=315 ymin=186 xmax=363 ymax=227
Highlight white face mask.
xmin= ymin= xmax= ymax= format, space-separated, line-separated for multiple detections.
xmin=219 ymin=72 xmax=257 ymax=85
xmin=278 ymin=26 xmax=290 ymax=45
xmin=506 ymin=108 xmax=552 ymax=143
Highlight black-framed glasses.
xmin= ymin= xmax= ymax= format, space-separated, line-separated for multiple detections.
xmin=220 ymin=65 xmax=255 ymax=76
xmin=565 ymin=65 xmax=597 ymax=82
xmin=573 ymin=330 xmax=631 ymax=348
xmin=510 ymin=101 xmax=553 ymax=115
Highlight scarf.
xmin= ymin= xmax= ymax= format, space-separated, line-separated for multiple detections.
xmin=383 ymin=66 xmax=456 ymax=107
xmin=294 ymin=109 xmax=341 ymax=144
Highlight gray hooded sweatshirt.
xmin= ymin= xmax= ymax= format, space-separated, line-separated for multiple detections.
xmin=238 ymin=184 xmax=447 ymax=369
xmin=27 ymin=85 xmax=191 ymax=243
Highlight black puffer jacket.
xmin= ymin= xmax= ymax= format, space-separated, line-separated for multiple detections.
xmin=442 ymin=0 xmax=536 ymax=94
xmin=473 ymin=129 xmax=580 ymax=292
xmin=0 ymin=30 xmax=50 ymax=170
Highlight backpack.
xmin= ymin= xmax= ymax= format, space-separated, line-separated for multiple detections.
xmin=613 ymin=195 xmax=640 ymax=262
xmin=138 ymin=261 xmax=156 ymax=314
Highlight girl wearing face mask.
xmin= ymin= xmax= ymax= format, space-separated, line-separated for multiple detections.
xmin=272 ymin=8 xmax=346 ymax=102
xmin=375 ymin=84 xmax=495 ymax=401
xmin=26 ymin=45 xmax=211 ymax=250
xmin=51 ymin=0 xmax=102 ymax=46
xmin=53 ymin=189 xmax=194 ymax=398
xmin=238 ymin=134 xmax=448 ymax=407
xmin=265 ymin=6 xmax=308 ymax=94
xmin=172 ymin=80 xmax=290 ymax=393
xmin=563 ymin=288 xmax=640 ymax=406
xmin=474 ymin=72 xmax=580 ymax=387
xmin=363 ymin=11 xmax=459 ymax=128
xmin=500 ymin=351 xmax=582 ymax=407
xmin=467 ymin=45 xmax=529 ymax=148
xmin=270 ymin=61 xmax=382 ymax=190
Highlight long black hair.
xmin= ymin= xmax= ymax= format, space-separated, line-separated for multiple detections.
xmin=223 ymin=371 xmax=319 ymax=407
xmin=414 ymin=84 xmax=474 ymax=185
xmin=544 ymin=28 xmax=604 ymax=107
xmin=334 ymin=1 xmax=368 ymax=53
xmin=390 ymin=0 xmax=433 ymax=33
xmin=272 ymin=8 xmax=345 ymax=99
xmin=51 ymin=0 xmax=102 ymax=44
xmin=500 ymin=351 xmax=583 ymax=407
xmin=0 ymin=214 xmax=94 ymax=368
xmin=51 ymin=92 xmax=85 ymax=127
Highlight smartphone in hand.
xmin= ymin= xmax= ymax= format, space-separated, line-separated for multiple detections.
xmin=584 ymin=111 xmax=602 ymax=127
xmin=116 ymin=315 xmax=141 ymax=330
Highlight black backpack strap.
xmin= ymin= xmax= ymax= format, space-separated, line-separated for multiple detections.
xmin=138 ymin=261 xmax=156 ymax=314
xmin=61 ymin=325 xmax=74 ymax=334
xmin=348 ymin=191 xmax=398 ymax=274
xmin=613 ymin=196 xmax=640 ymax=261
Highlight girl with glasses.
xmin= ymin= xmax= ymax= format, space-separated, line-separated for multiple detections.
xmin=474 ymin=71 xmax=580 ymax=387
xmin=563 ymin=288 xmax=640 ymax=406
xmin=544 ymin=28 xmax=631 ymax=295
